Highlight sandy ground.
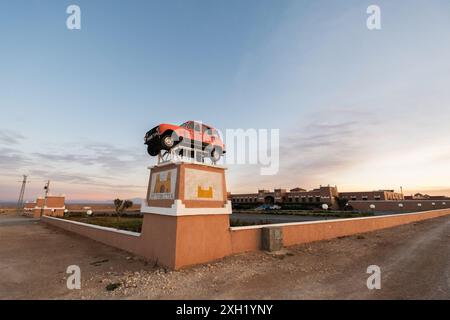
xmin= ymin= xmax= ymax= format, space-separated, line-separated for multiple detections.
xmin=0 ymin=213 xmax=448 ymax=300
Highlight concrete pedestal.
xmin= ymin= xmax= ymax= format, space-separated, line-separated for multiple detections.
xmin=140 ymin=161 xmax=232 ymax=269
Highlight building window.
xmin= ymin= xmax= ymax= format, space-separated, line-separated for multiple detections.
xmin=362 ymin=196 xmax=368 ymax=201
xmin=316 ymin=197 xmax=321 ymax=202
xmin=351 ymin=196 xmax=357 ymax=201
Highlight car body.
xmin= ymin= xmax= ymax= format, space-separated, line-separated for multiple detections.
xmin=144 ymin=121 xmax=226 ymax=160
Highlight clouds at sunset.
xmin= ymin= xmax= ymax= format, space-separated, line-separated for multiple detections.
xmin=1 ymin=0 xmax=450 ymax=201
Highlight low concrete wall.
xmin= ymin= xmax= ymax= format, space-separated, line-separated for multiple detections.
xmin=349 ymin=200 xmax=450 ymax=212
xmin=42 ymin=216 xmax=143 ymax=255
xmin=43 ymin=209 xmax=450 ymax=269
xmin=230 ymin=228 xmax=261 ymax=254
xmin=229 ymin=209 xmax=450 ymax=252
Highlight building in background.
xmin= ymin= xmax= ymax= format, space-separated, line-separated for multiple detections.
xmin=339 ymin=190 xmax=404 ymax=201
xmin=230 ymin=186 xmax=410 ymax=210
xmin=404 ymin=193 xmax=450 ymax=200
xmin=231 ymin=185 xmax=339 ymax=209
xmin=24 ymin=202 xmax=36 ymax=213
xmin=30 ymin=195 xmax=66 ymax=218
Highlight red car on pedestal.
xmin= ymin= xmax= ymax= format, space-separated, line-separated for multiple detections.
xmin=144 ymin=121 xmax=225 ymax=161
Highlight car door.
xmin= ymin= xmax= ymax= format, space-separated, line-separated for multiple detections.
xmin=201 ymin=125 xmax=213 ymax=145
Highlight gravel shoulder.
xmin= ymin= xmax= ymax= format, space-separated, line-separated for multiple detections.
xmin=0 ymin=214 xmax=448 ymax=299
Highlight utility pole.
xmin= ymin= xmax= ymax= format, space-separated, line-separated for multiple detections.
xmin=16 ymin=175 xmax=28 ymax=215
xmin=40 ymin=180 xmax=50 ymax=217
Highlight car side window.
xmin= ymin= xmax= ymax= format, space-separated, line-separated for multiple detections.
xmin=202 ymin=125 xmax=213 ymax=134
xmin=194 ymin=123 xmax=201 ymax=131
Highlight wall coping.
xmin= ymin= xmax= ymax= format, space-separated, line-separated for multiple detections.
xmin=229 ymin=208 xmax=450 ymax=231
xmin=141 ymin=199 xmax=232 ymax=216
xmin=42 ymin=215 xmax=141 ymax=237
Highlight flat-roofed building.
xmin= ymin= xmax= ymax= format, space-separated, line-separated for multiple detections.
xmin=339 ymin=190 xmax=404 ymax=201
xmin=24 ymin=202 xmax=36 ymax=212
xmin=33 ymin=195 xmax=66 ymax=218
xmin=404 ymin=193 xmax=450 ymax=200
xmin=231 ymin=185 xmax=339 ymax=209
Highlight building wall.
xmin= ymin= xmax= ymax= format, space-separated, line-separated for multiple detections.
xmin=339 ymin=190 xmax=404 ymax=201
xmin=232 ymin=186 xmax=339 ymax=208
xmin=24 ymin=203 xmax=36 ymax=210
xmin=32 ymin=196 xmax=66 ymax=218
xmin=36 ymin=196 xmax=65 ymax=208
xmin=33 ymin=208 xmax=65 ymax=218
xmin=349 ymin=200 xmax=450 ymax=212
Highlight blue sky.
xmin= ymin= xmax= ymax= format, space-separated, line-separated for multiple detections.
xmin=1 ymin=0 xmax=450 ymax=201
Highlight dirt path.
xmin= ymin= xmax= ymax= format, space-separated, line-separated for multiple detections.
xmin=0 ymin=214 xmax=448 ymax=299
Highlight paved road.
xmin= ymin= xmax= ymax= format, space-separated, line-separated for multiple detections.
xmin=0 ymin=216 xmax=39 ymax=226
xmin=0 ymin=214 xmax=448 ymax=299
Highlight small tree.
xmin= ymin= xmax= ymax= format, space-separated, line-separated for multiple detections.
xmin=336 ymin=197 xmax=349 ymax=211
xmin=113 ymin=198 xmax=133 ymax=220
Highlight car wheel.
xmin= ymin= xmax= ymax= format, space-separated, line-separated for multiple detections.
xmin=147 ymin=145 xmax=160 ymax=156
xmin=210 ymin=147 xmax=222 ymax=162
xmin=161 ymin=133 xmax=176 ymax=149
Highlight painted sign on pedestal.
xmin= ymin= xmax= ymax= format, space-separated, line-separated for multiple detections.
xmin=149 ymin=168 xmax=177 ymax=200
xmin=184 ymin=168 xmax=224 ymax=201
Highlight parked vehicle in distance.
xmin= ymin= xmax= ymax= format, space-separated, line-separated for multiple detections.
xmin=144 ymin=121 xmax=226 ymax=161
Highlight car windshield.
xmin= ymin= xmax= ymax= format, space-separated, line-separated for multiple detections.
xmin=204 ymin=126 xmax=218 ymax=136
xmin=181 ymin=122 xmax=194 ymax=129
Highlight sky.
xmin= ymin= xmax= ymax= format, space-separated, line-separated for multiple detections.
xmin=1 ymin=0 xmax=450 ymax=202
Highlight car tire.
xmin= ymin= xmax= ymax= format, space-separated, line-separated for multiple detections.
xmin=210 ymin=146 xmax=222 ymax=162
xmin=161 ymin=133 xmax=176 ymax=149
xmin=147 ymin=145 xmax=160 ymax=156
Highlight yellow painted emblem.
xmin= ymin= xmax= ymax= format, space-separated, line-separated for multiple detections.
xmin=197 ymin=186 xmax=213 ymax=199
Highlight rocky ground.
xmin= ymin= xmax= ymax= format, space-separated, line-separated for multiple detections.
xmin=0 ymin=214 xmax=449 ymax=299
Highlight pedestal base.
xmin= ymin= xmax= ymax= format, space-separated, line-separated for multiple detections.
xmin=139 ymin=161 xmax=233 ymax=269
